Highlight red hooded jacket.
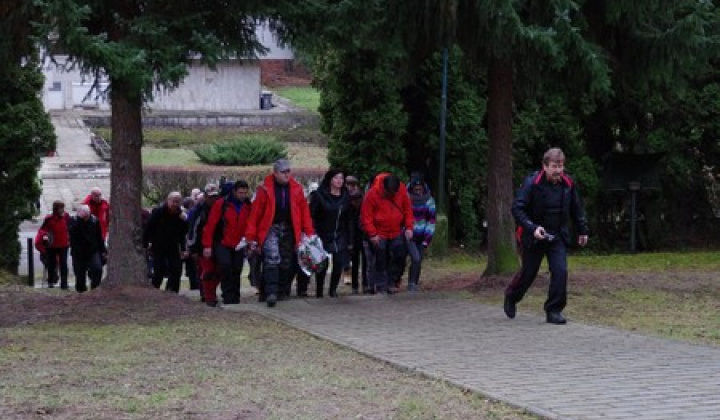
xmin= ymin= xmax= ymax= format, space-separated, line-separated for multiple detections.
xmin=360 ymin=173 xmax=414 ymax=239
xmin=40 ymin=212 xmax=71 ymax=248
xmin=82 ymin=195 xmax=110 ymax=240
xmin=202 ymin=197 xmax=251 ymax=249
xmin=245 ymin=174 xmax=314 ymax=247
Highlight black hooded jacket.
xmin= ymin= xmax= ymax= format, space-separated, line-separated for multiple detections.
xmin=309 ymin=186 xmax=352 ymax=254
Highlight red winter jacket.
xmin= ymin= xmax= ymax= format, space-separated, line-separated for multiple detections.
xmin=360 ymin=173 xmax=414 ymax=239
xmin=245 ymin=174 xmax=314 ymax=247
xmin=82 ymin=195 xmax=110 ymax=240
xmin=202 ymin=197 xmax=251 ymax=249
xmin=40 ymin=213 xmax=71 ymax=248
xmin=35 ymin=228 xmax=48 ymax=254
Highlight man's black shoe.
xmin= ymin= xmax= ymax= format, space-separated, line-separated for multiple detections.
xmin=546 ymin=312 xmax=567 ymax=325
xmin=503 ymin=296 xmax=516 ymax=319
xmin=267 ymin=294 xmax=277 ymax=308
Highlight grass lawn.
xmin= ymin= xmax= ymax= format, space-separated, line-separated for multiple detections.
xmin=273 ymin=86 xmax=320 ymax=112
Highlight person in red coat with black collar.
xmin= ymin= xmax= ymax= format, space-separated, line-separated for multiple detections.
xmin=360 ymin=173 xmax=414 ymax=294
xmin=39 ymin=201 xmax=71 ymax=289
xmin=202 ymin=180 xmax=251 ymax=305
xmin=246 ymin=159 xmax=314 ymax=307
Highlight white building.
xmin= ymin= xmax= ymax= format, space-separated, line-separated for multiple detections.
xmin=41 ymin=23 xmax=294 ymax=112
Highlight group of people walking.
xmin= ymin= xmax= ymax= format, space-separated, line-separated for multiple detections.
xmin=36 ymin=147 xmax=590 ymax=325
xmin=142 ymin=158 xmax=437 ymax=308
xmin=35 ymin=188 xmax=110 ymax=292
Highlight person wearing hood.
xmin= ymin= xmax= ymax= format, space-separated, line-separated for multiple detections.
xmin=309 ymin=169 xmax=352 ymax=297
xmin=360 ymin=173 xmax=414 ymax=294
xmin=406 ymin=174 xmax=436 ymax=292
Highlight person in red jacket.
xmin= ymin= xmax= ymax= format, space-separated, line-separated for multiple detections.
xmin=39 ymin=201 xmax=71 ymax=289
xmin=360 ymin=173 xmax=414 ymax=294
xmin=82 ymin=187 xmax=110 ymax=241
xmin=245 ymin=159 xmax=314 ymax=307
xmin=202 ymin=180 xmax=251 ymax=305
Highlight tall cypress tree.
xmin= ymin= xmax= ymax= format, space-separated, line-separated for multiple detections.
xmin=0 ymin=1 xmax=56 ymax=273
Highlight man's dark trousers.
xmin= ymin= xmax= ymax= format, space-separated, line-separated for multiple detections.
xmin=152 ymin=251 xmax=182 ymax=292
xmin=73 ymin=253 xmax=103 ymax=292
xmin=505 ymin=239 xmax=568 ymax=313
xmin=213 ymin=244 xmax=245 ymax=304
xmin=373 ymin=235 xmax=406 ymax=292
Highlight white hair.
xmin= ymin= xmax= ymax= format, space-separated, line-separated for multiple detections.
xmin=76 ymin=204 xmax=91 ymax=218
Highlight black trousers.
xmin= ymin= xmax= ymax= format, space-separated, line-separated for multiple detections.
xmin=315 ymin=250 xmax=348 ymax=296
xmin=73 ymin=253 xmax=103 ymax=292
xmin=505 ymin=239 xmax=568 ymax=313
xmin=214 ymin=244 xmax=245 ymax=304
xmin=371 ymin=235 xmax=407 ymax=292
xmin=46 ymin=247 xmax=69 ymax=288
xmin=151 ymin=250 xmax=182 ymax=293
xmin=350 ymin=237 xmax=368 ymax=291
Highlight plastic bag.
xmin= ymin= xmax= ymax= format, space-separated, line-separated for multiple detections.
xmin=297 ymin=234 xmax=329 ymax=276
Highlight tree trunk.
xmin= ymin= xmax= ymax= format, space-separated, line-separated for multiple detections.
xmin=483 ymin=55 xmax=518 ymax=276
xmin=104 ymin=80 xmax=148 ymax=287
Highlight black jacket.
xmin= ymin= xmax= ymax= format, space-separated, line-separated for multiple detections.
xmin=309 ymin=187 xmax=352 ymax=254
xmin=512 ymin=170 xmax=589 ymax=247
xmin=143 ymin=203 xmax=188 ymax=253
xmin=69 ymin=215 xmax=107 ymax=259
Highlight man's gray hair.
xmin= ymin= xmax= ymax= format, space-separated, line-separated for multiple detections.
xmin=76 ymin=204 xmax=91 ymax=218
xmin=543 ymin=148 xmax=565 ymax=165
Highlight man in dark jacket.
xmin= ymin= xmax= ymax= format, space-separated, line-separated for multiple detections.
xmin=69 ymin=204 xmax=107 ymax=292
xmin=143 ymin=191 xmax=188 ymax=293
xmin=505 ymin=148 xmax=589 ymax=324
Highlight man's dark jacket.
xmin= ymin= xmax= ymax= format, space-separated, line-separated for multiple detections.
xmin=143 ymin=203 xmax=187 ymax=253
xmin=512 ymin=170 xmax=589 ymax=248
xmin=69 ymin=215 xmax=107 ymax=259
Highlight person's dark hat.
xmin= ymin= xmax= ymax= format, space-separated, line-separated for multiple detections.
xmin=345 ymin=175 xmax=359 ymax=185
xmin=273 ymin=159 xmax=291 ymax=172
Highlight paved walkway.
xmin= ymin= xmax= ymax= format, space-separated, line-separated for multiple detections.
xmin=20 ymin=110 xmax=720 ymax=420
xmin=227 ymin=294 xmax=720 ymax=420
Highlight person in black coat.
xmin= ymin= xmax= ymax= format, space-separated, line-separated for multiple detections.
xmin=69 ymin=204 xmax=107 ymax=292
xmin=143 ymin=191 xmax=188 ymax=293
xmin=309 ymin=169 xmax=352 ymax=297
xmin=504 ymin=148 xmax=589 ymax=324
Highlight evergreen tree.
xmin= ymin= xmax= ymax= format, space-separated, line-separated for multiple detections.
xmin=35 ymin=0 xmax=275 ymax=286
xmin=0 ymin=1 xmax=56 ymax=273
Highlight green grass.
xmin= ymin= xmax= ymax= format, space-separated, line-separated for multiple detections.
xmin=273 ymin=86 xmax=320 ymax=112
xmin=142 ymin=147 xmax=202 ymax=166
xmin=570 ymin=251 xmax=720 ymax=270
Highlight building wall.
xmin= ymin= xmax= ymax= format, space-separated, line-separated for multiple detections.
xmin=150 ymin=61 xmax=260 ymax=111
xmin=41 ymin=56 xmax=261 ymax=111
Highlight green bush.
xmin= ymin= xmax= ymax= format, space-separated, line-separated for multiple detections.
xmin=194 ymin=136 xmax=288 ymax=166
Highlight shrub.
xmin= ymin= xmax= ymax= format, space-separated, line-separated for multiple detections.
xmin=195 ymin=136 xmax=288 ymax=166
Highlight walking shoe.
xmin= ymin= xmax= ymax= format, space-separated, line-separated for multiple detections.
xmin=328 ymin=290 xmax=338 ymax=298
xmin=267 ymin=294 xmax=277 ymax=308
xmin=503 ymin=296 xmax=516 ymax=319
xmin=351 ymin=288 xmax=359 ymax=295
xmin=546 ymin=312 xmax=567 ymax=325
xmin=206 ymin=301 xmax=218 ymax=308
xmin=407 ymin=283 xmax=419 ymax=292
